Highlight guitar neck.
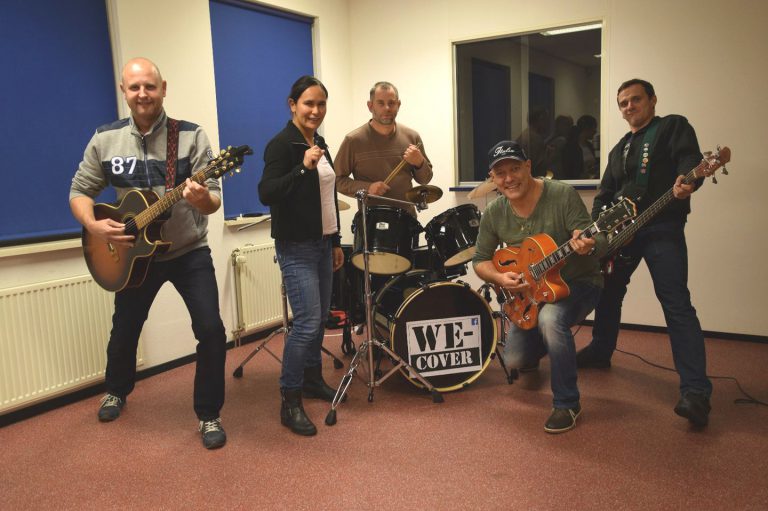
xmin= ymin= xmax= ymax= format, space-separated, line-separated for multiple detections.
xmin=607 ymin=163 xmax=702 ymax=252
xmin=530 ymin=222 xmax=599 ymax=281
xmin=132 ymin=162 xmax=222 ymax=229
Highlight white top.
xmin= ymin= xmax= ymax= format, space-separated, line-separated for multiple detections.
xmin=317 ymin=154 xmax=338 ymax=235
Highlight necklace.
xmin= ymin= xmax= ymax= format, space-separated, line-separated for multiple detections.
xmin=509 ymin=204 xmax=533 ymax=234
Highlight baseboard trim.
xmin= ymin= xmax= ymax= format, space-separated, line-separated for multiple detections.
xmin=0 ymin=339 xmax=240 ymax=428
xmin=579 ymin=320 xmax=768 ymax=344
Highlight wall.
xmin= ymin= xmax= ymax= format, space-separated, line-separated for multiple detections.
xmin=0 ymin=0 xmax=352 ymax=370
xmin=0 ymin=0 xmax=764 ymax=377
xmin=347 ymin=0 xmax=767 ymax=336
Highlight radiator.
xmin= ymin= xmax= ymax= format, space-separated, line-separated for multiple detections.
xmin=0 ymin=274 xmax=141 ymax=415
xmin=232 ymin=243 xmax=286 ymax=343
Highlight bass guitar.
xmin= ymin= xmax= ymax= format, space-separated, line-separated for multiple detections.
xmin=83 ymin=145 xmax=253 ymax=292
xmin=492 ymin=198 xmax=637 ymax=330
xmin=602 ymin=146 xmax=731 ymax=274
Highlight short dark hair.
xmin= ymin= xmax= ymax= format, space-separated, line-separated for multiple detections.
xmin=617 ymin=78 xmax=655 ymax=99
xmin=576 ymin=114 xmax=597 ymax=131
xmin=369 ymin=81 xmax=399 ymax=100
xmin=288 ymin=75 xmax=328 ymax=104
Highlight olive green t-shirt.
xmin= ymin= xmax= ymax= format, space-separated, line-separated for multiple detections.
xmin=472 ymin=179 xmax=605 ymax=288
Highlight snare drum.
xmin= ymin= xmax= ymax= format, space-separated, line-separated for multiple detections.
xmin=411 ymin=246 xmax=467 ymax=280
xmin=373 ymin=270 xmax=497 ymax=392
xmin=424 ymin=204 xmax=481 ymax=267
xmin=351 ymin=206 xmax=421 ymax=275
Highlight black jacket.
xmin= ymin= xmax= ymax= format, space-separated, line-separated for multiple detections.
xmin=592 ymin=115 xmax=703 ymax=225
xmin=258 ymin=121 xmax=341 ymax=245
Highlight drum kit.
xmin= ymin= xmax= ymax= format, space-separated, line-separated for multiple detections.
xmin=325 ymin=179 xmax=502 ymax=425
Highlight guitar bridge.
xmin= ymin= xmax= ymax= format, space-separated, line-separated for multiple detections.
xmin=107 ymin=242 xmax=120 ymax=262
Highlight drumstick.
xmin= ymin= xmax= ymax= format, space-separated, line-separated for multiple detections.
xmin=383 ymin=142 xmax=423 ymax=185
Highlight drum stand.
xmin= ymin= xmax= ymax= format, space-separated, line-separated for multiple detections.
xmin=232 ymin=258 xmax=343 ymax=379
xmin=478 ymin=283 xmax=519 ymax=384
xmin=325 ymin=191 xmax=443 ymax=426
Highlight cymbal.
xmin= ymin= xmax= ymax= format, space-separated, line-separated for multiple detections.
xmin=337 ymin=199 xmax=351 ymax=211
xmin=466 ymin=178 xmax=496 ymax=199
xmin=405 ymin=185 xmax=443 ymax=204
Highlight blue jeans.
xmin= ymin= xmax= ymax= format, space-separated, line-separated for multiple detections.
xmin=503 ymin=281 xmax=601 ymax=408
xmin=275 ymin=238 xmax=333 ymax=390
xmin=107 ymin=247 xmax=227 ymax=421
xmin=589 ymin=221 xmax=712 ymax=397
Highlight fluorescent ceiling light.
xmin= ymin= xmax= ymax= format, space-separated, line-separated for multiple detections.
xmin=540 ymin=23 xmax=602 ymax=36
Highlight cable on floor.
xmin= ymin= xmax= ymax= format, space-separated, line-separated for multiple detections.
xmin=571 ymin=325 xmax=767 ymax=407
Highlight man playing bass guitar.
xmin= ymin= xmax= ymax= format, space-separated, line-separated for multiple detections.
xmin=473 ymin=141 xmax=608 ymax=434
xmin=576 ymin=78 xmax=713 ymax=428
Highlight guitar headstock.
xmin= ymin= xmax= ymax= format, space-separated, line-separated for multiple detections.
xmin=211 ymin=145 xmax=254 ymax=179
xmin=595 ymin=197 xmax=637 ymax=233
xmin=695 ymin=146 xmax=731 ymax=183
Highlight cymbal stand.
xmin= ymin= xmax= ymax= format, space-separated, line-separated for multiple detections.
xmin=233 ymin=256 xmax=343 ymax=379
xmin=325 ymin=190 xmax=444 ymax=426
xmin=477 ymin=282 xmax=518 ymax=384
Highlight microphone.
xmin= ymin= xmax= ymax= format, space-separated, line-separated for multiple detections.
xmin=314 ymin=134 xmax=327 ymax=151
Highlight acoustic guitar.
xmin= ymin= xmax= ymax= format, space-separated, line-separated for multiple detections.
xmin=83 ymin=145 xmax=252 ymax=292
xmin=602 ymin=146 xmax=731 ymax=274
xmin=492 ymin=198 xmax=637 ymax=330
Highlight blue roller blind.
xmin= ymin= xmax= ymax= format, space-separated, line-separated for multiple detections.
xmin=209 ymin=0 xmax=314 ymax=219
xmin=0 ymin=0 xmax=116 ymax=246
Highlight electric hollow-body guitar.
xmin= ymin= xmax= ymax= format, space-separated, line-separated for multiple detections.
xmin=602 ymin=146 xmax=731 ymax=274
xmin=82 ymin=145 xmax=252 ymax=292
xmin=492 ymin=198 xmax=637 ymax=330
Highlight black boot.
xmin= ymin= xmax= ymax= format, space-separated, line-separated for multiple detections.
xmin=280 ymin=388 xmax=317 ymax=436
xmin=302 ymin=365 xmax=338 ymax=402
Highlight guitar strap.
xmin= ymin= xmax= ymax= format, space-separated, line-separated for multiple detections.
xmin=634 ymin=117 xmax=659 ymax=188
xmin=165 ymin=118 xmax=180 ymax=193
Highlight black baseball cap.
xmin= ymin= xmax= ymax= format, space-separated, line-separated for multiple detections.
xmin=488 ymin=140 xmax=528 ymax=171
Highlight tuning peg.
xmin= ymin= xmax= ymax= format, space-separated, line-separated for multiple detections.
xmin=721 ymin=165 xmax=728 ymax=175
xmin=712 ymin=175 xmax=718 ymax=184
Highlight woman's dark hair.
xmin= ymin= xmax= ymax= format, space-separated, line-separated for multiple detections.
xmin=288 ymin=75 xmax=328 ymax=104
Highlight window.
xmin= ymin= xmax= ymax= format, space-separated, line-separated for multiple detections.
xmin=454 ymin=23 xmax=602 ymax=186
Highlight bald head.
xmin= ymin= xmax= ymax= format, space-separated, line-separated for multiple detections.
xmin=119 ymin=57 xmax=166 ymax=133
xmin=121 ymin=57 xmax=163 ymax=85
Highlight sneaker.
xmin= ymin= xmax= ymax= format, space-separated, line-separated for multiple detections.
xmin=544 ymin=404 xmax=582 ymax=434
xmin=674 ymin=392 xmax=711 ymax=427
xmin=199 ymin=418 xmax=227 ymax=449
xmin=576 ymin=345 xmax=611 ymax=369
xmin=97 ymin=394 xmax=124 ymax=422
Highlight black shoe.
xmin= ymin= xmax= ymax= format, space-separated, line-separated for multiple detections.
xmin=519 ymin=361 xmax=540 ymax=373
xmin=198 ymin=418 xmax=227 ymax=449
xmin=281 ymin=388 xmax=317 ymax=436
xmin=544 ymin=404 xmax=582 ymax=434
xmin=674 ymin=392 xmax=711 ymax=427
xmin=97 ymin=394 xmax=124 ymax=422
xmin=576 ymin=345 xmax=611 ymax=369
xmin=302 ymin=365 xmax=340 ymax=402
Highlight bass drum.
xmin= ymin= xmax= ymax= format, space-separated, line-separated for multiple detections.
xmin=373 ymin=270 xmax=497 ymax=392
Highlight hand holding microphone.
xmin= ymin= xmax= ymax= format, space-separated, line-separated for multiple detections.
xmin=303 ymin=145 xmax=324 ymax=169
xmin=302 ymin=134 xmax=327 ymax=170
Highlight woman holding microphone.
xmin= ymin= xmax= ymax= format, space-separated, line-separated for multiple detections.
xmin=259 ymin=76 xmax=344 ymax=436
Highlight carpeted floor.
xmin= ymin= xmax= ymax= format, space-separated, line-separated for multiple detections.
xmin=1 ymin=326 xmax=766 ymax=510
